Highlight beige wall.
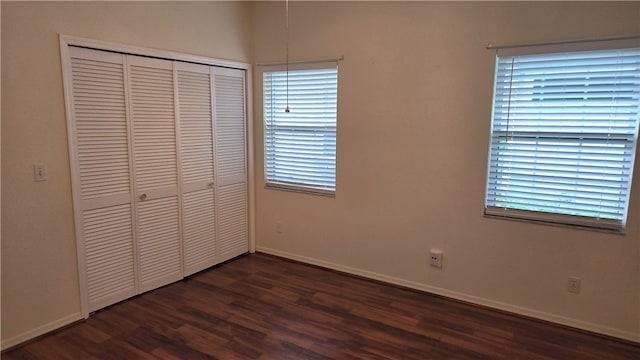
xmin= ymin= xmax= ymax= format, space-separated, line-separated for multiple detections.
xmin=1 ymin=1 xmax=252 ymax=346
xmin=252 ymin=2 xmax=640 ymax=340
xmin=2 ymin=0 xmax=640 ymax=348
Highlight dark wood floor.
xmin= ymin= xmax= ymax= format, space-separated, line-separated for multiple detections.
xmin=4 ymin=253 xmax=640 ymax=359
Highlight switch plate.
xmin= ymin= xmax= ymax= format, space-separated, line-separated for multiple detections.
xmin=33 ymin=163 xmax=47 ymax=181
xmin=568 ymin=276 xmax=581 ymax=294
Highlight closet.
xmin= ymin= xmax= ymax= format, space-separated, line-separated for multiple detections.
xmin=63 ymin=45 xmax=248 ymax=314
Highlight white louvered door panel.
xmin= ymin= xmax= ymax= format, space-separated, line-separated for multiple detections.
xmin=127 ymin=55 xmax=182 ymax=292
xmin=176 ymin=62 xmax=217 ymax=276
xmin=213 ymin=67 xmax=249 ymax=261
xmin=68 ymin=47 xmax=136 ymax=312
xmin=83 ymin=204 xmax=135 ymax=310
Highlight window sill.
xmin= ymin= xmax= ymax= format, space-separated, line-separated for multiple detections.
xmin=483 ymin=211 xmax=626 ymax=235
xmin=265 ymin=182 xmax=335 ymax=197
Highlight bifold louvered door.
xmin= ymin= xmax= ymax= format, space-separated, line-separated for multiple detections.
xmin=68 ymin=47 xmax=137 ymax=311
xmin=128 ymin=56 xmax=183 ymax=292
xmin=213 ymin=68 xmax=249 ymax=261
xmin=65 ymin=46 xmax=248 ymax=314
xmin=176 ymin=62 xmax=218 ymax=276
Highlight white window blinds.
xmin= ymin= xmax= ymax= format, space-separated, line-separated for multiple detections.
xmin=263 ymin=66 xmax=338 ymax=195
xmin=485 ymin=46 xmax=640 ymax=232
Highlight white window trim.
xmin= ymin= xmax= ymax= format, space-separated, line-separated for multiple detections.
xmin=484 ymin=40 xmax=640 ymax=233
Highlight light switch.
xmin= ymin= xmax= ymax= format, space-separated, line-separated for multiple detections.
xmin=33 ymin=163 xmax=47 ymax=181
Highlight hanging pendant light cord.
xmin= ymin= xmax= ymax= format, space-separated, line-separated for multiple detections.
xmin=285 ymin=0 xmax=290 ymax=113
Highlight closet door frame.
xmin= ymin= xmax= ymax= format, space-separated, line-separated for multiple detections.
xmin=60 ymin=35 xmax=255 ymax=318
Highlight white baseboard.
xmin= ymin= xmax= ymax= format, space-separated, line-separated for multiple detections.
xmin=1 ymin=312 xmax=83 ymax=350
xmin=256 ymin=246 xmax=640 ymax=343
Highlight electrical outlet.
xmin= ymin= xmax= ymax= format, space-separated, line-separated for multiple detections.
xmin=275 ymin=221 xmax=283 ymax=234
xmin=430 ymin=249 xmax=443 ymax=268
xmin=568 ymin=276 xmax=581 ymax=294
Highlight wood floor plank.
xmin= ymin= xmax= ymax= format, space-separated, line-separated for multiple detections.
xmin=3 ymin=253 xmax=640 ymax=359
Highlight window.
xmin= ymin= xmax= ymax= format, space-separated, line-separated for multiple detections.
xmin=263 ymin=65 xmax=338 ymax=195
xmin=485 ymin=44 xmax=640 ymax=232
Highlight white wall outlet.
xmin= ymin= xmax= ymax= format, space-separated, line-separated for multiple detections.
xmin=275 ymin=221 xmax=283 ymax=234
xmin=568 ymin=276 xmax=581 ymax=294
xmin=33 ymin=163 xmax=47 ymax=182
xmin=430 ymin=249 xmax=443 ymax=268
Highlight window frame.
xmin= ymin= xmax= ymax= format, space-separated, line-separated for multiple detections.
xmin=484 ymin=41 xmax=640 ymax=233
xmin=261 ymin=62 xmax=338 ymax=196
